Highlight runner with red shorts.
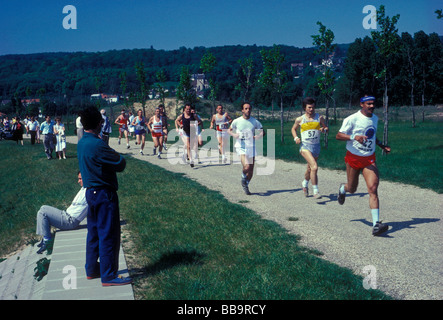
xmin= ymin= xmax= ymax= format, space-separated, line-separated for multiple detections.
xmin=336 ymin=95 xmax=391 ymax=236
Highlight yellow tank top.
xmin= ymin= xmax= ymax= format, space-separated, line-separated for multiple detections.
xmin=300 ymin=113 xmax=321 ymax=145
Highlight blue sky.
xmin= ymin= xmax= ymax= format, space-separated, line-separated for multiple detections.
xmin=0 ymin=0 xmax=441 ymax=55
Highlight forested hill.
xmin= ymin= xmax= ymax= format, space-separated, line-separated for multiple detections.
xmin=0 ymin=32 xmax=442 ymax=115
xmin=0 ymin=44 xmax=348 ymax=100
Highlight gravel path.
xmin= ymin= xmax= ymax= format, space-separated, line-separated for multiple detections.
xmin=68 ymin=135 xmax=442 ymax=300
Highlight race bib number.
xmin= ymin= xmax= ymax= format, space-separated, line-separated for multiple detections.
xmin=302 ymin=129 xmax=320 ymax=144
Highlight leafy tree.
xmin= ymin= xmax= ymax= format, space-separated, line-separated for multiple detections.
xmin=135 ymin=62 xmax=149 ymax=116
xmin=200 ymin=51 xmax=218 ymax=115
xmin=236 ymin=54 xmax=255 ymax=103
xmin=176 ymin=66 xmax=196 ymax=110
xmin=400 ymin=32 xmax=417 ymax=126
xmin=371 ymin=5 xmax=400 ymax=154
xmin=311 ymin=21 xmax=336 ymax=148
xmin=155 ymin=69 xmax=168 ymax=106
xmin=259 ymin=45 xmax=288 ymax=143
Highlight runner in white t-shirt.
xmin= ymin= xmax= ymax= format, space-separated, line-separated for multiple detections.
xmin=336 ymin=95 xmax=391 ymax=236
xmin=228 ymin=102 xmax=264 ymax=195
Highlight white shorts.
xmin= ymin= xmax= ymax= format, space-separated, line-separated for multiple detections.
xmin=236 ymin=146 xmax=256 ymax=158
xmin=216 ymin=130 xmax=229 ymax=138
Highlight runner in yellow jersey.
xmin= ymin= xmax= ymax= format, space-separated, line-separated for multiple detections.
xmin=291 ymin=97 xmax=328 ymax=199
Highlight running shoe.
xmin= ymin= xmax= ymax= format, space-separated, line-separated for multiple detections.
xmin=153 ymin=148 xmax=156 ymax=155
xmin=241 ymin=177 xmax=251 ymax=195
xmin=313 ymin=193 xmax=322 ymax=199
xmin=303 ymin=187 xmax=309 ymax=197
xmin=338 ymin=183 xmax=346 ymax=205
xmin=163 ymin=143 xmax=167 ymax=150
xmin=372 ymin=221 xmax=389 ymax=236
xmin=140 ymin=150 xmax=143 ymax=155
xmin=126 ymin=144 xmax=130 ymax=149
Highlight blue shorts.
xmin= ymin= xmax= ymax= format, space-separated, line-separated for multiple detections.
xmin=300 ymin=143 xmax=320 ymax=158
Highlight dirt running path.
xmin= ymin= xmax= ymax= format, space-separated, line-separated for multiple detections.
xmin=68 ymin=135 xmax=442 ymax=300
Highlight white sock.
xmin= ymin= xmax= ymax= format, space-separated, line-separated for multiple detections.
xmin=371 ymin=209 xmax=380 ymax=226
xmin=339 ymin=184 xmax=346 ymax=194
xmin=313 ymin=185 xmax=319 ymax=194
xmin=302 ymin=179 xmax=309 ymax=188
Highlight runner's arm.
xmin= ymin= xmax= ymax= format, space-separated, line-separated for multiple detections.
xmin=291 ymin=117 xmax=301 ymax=144
xmin=376 ymin=138 xmax=391 ymax=153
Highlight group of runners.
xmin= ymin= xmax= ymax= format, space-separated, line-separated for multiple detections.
xmin=114 ymin=104 xmax=169 ymax=157
xmin=112 ymin=95 xmax=390 ymax=236
xmin=290 ymin=95 xmax=390 ymax=236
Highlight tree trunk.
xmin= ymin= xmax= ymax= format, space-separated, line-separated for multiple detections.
xmin=280 ymin=95 xmax=284 ymax=144
xmin=382 ymin=83 xmax=389 ymax=156
xmin=410 ymin=86 xmax=415 ymax=128
xmin=324 ymin=98 xmax=329 ymax=149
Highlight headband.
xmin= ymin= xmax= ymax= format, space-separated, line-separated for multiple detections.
xmin=360 ymin=96 xmax=375 ymax=103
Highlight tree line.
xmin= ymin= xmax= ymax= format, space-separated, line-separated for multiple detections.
xmin=0 ymin=20 xmax=441 ymax=127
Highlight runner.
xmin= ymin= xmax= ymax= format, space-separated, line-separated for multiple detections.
xmin=336 ymin=95 xmax=391 ymax=236
xmin=131 ymin=109 xmax=147 ymax=155
xmin=175 ymin=103 xmax=201 ymax=167
xmin=147 ymin=107 xmax=164 ymax=158
xmin=210 ymin=104 xmax=232 ymax=163
xmin=190 ymin=105 xmax=204 ymax=164
xmin=114 ymin=109 xmax=130 ymax=149
xmin=291 ymin=97 xmax=328 ymax=199
xmin=158 ymin=104 xmax=169 ymax=150
xmin=228 ymin=102 xmax=265 ymax=195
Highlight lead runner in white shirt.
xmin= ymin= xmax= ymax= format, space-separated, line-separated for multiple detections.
xmin=228 ymin=102 xmax=265 ymax=195
xmin=335 ymin=95 xmax=391 ymax=236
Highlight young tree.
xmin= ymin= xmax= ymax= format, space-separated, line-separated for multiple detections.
xmin=135 ymin=62 xmax=149 ymax=117
xmin=236 ymin=54 xmax=255 ymax=102
xmin=311 ymin=21 xmax=336 ymax=148
xmin=200 ymin=50 xmax=218 ymax=115
xmin=176 ymin=66 xmax=196 ymax=110
xmin=155 ymin=69 xmax=168 ymax=106
xmin=371 ymin=5 xmax=400 ymax=154
xmin=259 ymin=45 xmax=288 ymax=143
xmin=400 ymin=32 xmax=417 ymax=127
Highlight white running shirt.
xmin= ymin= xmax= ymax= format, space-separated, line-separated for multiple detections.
xmin=339 ymin=111 xmax=378 ymax=156
xmin=230 ymin=116 xmax=263 ymax=149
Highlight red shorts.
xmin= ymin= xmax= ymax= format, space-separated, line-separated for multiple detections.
xmin=151 ymin=131 xmax=162 ymax=138
xmin=345 ymin=151 xmax=376 ymax=170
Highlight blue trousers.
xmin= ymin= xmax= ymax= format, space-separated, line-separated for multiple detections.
xmin=85 ymin=188 xmax=121 ymax=282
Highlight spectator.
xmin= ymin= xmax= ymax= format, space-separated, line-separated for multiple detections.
xmin=40 ymin=115 xmax=55 ymax=159
xmin=76 ymin=112 xmax=84 ymax=141
xmin=100 ymin=109 xmax=112 ymax=145
xmin=36 ymin=172 xmax=88 ymax=254
xmin=78 ymin=106 xmax=131 ymax=286
xmin=26 ymin=116 xmax=39 ymax=145
xmin=54 ymin=116 xmax=67 ymax=159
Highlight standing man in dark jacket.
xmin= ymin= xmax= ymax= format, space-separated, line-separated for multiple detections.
xmin=77 ymin=106 xmax=131 ymax=286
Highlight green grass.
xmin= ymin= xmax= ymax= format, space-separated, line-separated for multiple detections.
xmin=0 ymin=139 xmax=390 ymax=300
xmin=0 ymin=141 xmax=81 ymax=257
xmin=118 ymin=157 xmax=390 ymax=300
